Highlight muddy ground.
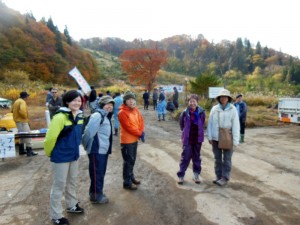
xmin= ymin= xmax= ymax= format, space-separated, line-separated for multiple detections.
xmin=0 ymin=107 xmax=299 ymax=225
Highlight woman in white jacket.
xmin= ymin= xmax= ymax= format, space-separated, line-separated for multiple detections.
xmin=207 ymin=89 xmax=240 ymax=186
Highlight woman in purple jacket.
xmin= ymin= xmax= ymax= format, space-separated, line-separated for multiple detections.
xmin=177 ymin=94 xmax=205 ymax=185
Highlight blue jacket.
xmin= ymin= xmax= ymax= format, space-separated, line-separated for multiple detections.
xmin=44 ymin=107 xmax=83 ymax=163
xmin=82 ymin=109 xmax=113 ymax=155
xmin=179 ymin=106 xmax=206 ymax=145
xmin=113 ymin=96 xmax=123 ymax=115
xmin=234 ymin=101 xmax=247 ymax=122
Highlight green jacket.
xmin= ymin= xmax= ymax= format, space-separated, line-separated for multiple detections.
xmin=44 ymin=107 xmax=83 ymax=162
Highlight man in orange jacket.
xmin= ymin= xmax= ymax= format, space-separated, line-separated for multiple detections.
xmin=118 ymin=91 xmax=145 ymax=190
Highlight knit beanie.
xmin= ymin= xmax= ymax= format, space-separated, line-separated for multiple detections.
xmin=98 ymin=95 xmax=115 ymax=109
xmin=123 ymin=91 xmax=136 ymax=104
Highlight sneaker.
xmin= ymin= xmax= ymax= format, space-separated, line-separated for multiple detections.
xmin=52 ymin=217 xmax=69 ymax=225
xmin=213 ymin=178 xmax=221 ymax=184
xmin=123 ymin=184 xmax=138 ymax=190
xmin=90 ymin=194 xmax=109 ymax=204
xmin=216 ymin=178 xmax=228 ymax=186
xmin=66 ymin=203 xmax=84 ymax=213
xmin=177 ymin=177 xmax=184 ymax=185
xmin=193 ymin=173 xmax=201 ymax=184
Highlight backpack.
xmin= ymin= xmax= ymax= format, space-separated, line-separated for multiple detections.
xmin=82 ymin=111 xmax=105 ymax=134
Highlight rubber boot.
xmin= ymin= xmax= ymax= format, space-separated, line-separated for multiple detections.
xmin=158 ymin=115 xmax=161 ymax=121
xmin=26 ymin=147 xmax=38 ymax=157
xmin=240 ymin=134 xmax=245 ymax=143
xmin=114 ymin=128 xmax=118 ymax=136
xmin=162 ymin=114 xmax=165 ymax=121
xmin=19 ymin=143 xmax=27 ymax=155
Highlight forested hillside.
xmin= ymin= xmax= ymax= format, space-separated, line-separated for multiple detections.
xmin=1 ymin=0 xmax=300 ymax=96
xmin=0 ymin=2 xmax=99 ymax=85
xmin=79 ymin=35 xmax=300 ymax=95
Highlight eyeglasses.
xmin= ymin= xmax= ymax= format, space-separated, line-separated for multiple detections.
xmin=52 ymin=92 xmax=57 ymax=93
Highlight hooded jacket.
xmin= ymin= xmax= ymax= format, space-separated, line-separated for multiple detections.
xmin=44 ymin=107 xmax=83 ymax=162
xmin=118 ymin=104 xmax=144 ymax=144
xmin=207 ymin=103 xmax=240 ymax=146
xmin=82 ymin=109 xmax=113 ymax=155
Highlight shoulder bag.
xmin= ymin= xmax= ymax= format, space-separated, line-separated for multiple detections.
xmin=218 ymin=111 xmax=233 ymax=150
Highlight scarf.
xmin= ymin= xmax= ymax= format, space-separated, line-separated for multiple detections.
xmin=189 ymin=107 xmax=199 ymax=125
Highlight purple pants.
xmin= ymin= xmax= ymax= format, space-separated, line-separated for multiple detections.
xmin=177 ymin=143 xmax=202 ymax=177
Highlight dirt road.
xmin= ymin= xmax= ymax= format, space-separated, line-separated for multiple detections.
xmin=0 ymin=107 xmax=299 ymax=225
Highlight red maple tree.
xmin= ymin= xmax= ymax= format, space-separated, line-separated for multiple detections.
xmin=119 ymin=48 xmax=167 ymax=90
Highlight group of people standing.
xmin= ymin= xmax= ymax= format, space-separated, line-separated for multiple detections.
xmin=176 ymin=88 xmax=247 ymax=187
xmin=12 ymin=86 xmax=247 ymax=225
xmin=142 ymin=87 xmax=179 ymax=121
xmin=43 ymin=89 xmax=144 ymax=225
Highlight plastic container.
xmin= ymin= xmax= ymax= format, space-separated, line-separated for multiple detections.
xmin=0 ymin=113 xmax=17 ymax=131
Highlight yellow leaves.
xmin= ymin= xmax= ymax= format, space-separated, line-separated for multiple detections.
xmin=3 ymin=70 xmax=30 ymax=85
xmin=272 ymin=73 xmax=284 ymax=82
xmin=252 ymin=54 xmax=263 ymax=65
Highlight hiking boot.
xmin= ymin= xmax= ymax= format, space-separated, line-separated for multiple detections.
xmin=52 ymin=217 xmax=69 ymax=225
xmin=90 ymin=194 xmax=109 ymax=204
xmin=26 ymin=147 xmax=38 ymax=157
xmin=132 ymin=178 xmax=141 ymax=185
xmin=177 ymin=177 xmax=184 ymax=185
xmin=66 ymin=203 xmax=84 ymax=213
xmin=123 ymin=184 xmax=138 ymax=190
xmin=240 ymin=134 xmax=245 ymax=143
xmin=19 ymin=143 xmax=27 ymax=155
xmin=216 ymin=178 xmax=228 ymax=186
xmin=193 ymin=173 xmax=201 ymax=184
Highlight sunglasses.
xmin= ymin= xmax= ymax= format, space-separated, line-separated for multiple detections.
xmin=52 ymin=92 xmax=57 ymax=93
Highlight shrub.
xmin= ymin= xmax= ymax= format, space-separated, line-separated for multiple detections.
xmin=3 ymin=70 xmax=30 ymax=86
xmin=242 ymin=93 xmax=277 ymax=107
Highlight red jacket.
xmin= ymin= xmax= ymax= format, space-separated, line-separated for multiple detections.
xmin=118 ymin=104 xmax=144 ymax=144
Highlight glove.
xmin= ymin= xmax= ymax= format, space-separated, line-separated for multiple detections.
xmin=140 ymin=131 xmax=145 ymax=142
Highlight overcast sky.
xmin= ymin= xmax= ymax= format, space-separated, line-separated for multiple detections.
xmin=3 ymin=0 xmax=300 ymax=57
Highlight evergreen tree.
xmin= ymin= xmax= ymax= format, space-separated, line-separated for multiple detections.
xmin=55 ymin=31 xmax=65 ymax=57
xmin=190 ymin=72 xmax=220 ymax=97
xmin=64 ymin=25 xmax=72 ymax=46
xmin=244 ymin=38 xmax=253 ymax=55
xmin=255 ymin=41 xmax=262 ymax=55
xmin=262 ymin=47 xmax=269 ymax=59
xmin=46 ymin=17 xmax=57 ymax=33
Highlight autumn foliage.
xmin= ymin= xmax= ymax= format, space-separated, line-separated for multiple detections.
xmin=0 ymin=2 xmax=99 ymax=85
xmin=119 ymin=48 xmax=167 ymax=90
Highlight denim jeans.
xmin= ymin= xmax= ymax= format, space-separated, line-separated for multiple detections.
xmin=212 ymin=141 xmax=233 ymax=180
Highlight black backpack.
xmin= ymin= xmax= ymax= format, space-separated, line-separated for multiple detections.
xmin=82 ymin=111 xmax=105 ymax=134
